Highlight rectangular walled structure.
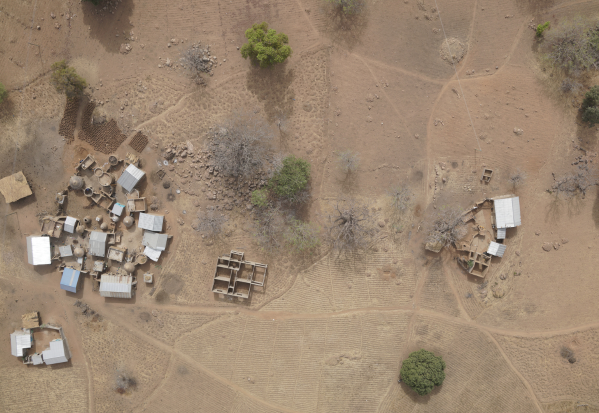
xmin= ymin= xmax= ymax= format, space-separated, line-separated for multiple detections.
xmin=0 ymin=171 xmax=32 ymax=203
xmin=211 ymin=251 xmax=267 ymax=300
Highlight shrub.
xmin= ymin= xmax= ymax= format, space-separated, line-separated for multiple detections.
xmin=0 ymin=82 xmax=7 ymax=103
xmin=337 ymin=150 xmax=359 ymax=175
xmin=251 ymin=188 xmax=269 ymax=208
xmin=583 ymin=106 xmax=599 ymax=125
xmin=582 ymin=86 xmax=599 ymax=125
xmin=180 ymin=43 xmax=212 ymax=85
xmin=536 ymin=21 xmax=550 ymax=37
xmin=191 ymin=209 xmax=228 ymax=238
xmin=240 ymin=22 xmax=292 ymax=68
xmin=284 ymin=218 xmax=320 ymax=254
xmin=400 ymin=349 xmax=446 ymax=396
xmin=50 ymin=60 xmax=87 ymax=98
xmin=326 ymin=0 xmax=365 ymax=14
xmin=389 ymin=185 xmax=411 ymax=213
xmin=269 ymin=155 xmax=311 ymax=201
xmin=542 ymin=17 xmax=599 ymax=73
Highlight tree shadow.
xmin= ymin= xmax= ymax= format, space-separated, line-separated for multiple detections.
xmin=0 ymin=97 xmax=16 ymax=121
xmin=323 ymin=4 xmax=368 ymax=51
xmin=82 ymin=0 xmax=135 ymax=54
xmin=593 ymin=188 xmax=599 ymax=228
xmin=245 ymin=65 xmax=295 ymax=124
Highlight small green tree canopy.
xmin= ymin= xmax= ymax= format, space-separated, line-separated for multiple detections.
xmin=251 ymin=188 xmax=269 ymax=208
xmin=240 ymin=22 xmax=292 ymax=68
xmin=582 ymin=85 xmax=599 ymax=110
xmin=536 ymin=22 xmax=550 ymax=37
xmin=583 ymin=106 xmax=599 ymax=125
xmin=269 ymin=155 xmax=310 ymax=200
xmin=0 ymin=82 xmax=7 ymax=103
xmin=400 ymin=349 xmax=446 ymax=396
xmin=284 ymin=218 xmax=320 ymax=254
xmin=51 ymin=60 xmax=87 ymax=98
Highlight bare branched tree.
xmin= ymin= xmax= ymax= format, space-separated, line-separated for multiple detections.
xmin=388 ymin=185 xmax=412 ymax=213
xmin=551 ymin=166 xmax=598 ymax=198
xmin=192 ymin=208 xmax=228 ymax=238
xmin=425 ymin=207 xmax=467 ymax=249
xmin=508 ymin=169 xmax=527 ymax=189
xmin=543 ymin=17 xmax=599 ymax=73
xmin=180 ymin=43 xmax=213 ymax=85
xmin=337 ymin=150 xmax=360 ymax=175
xmin=325 ymin=199 xmax=377 ymax=251
xmin=210 ymin=110 xmax=273 ymax=179
xmin=561 ymin=78 xmax=583 ymax=93
xmin=254 ymin=206 xmax=286 ymax=250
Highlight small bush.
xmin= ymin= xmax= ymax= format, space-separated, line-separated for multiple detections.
xmin=583 ymin=106 xmax=599 ymax=124
xmin=0 ymin=82 xmax=7 ymax=103
xmin=542 ymin=17 xmax=599 ymax=73
xmin=251 ymin=188 xmax=269 ymax=208
xmin=536 ymin=21 xmax=550 ymax=37
xmin=269 ymin=155 xmax=311 ymax=201
xmin=240 ymin=22 xmax=292 ymax=68
xmin=326 ymin=0 xmax=365 ymax=14
xmin=389 ymin=185 xmax=411 ymax=213
xmin=561 ymin=78 xmax=582 ymax=93
xmin=50 ymin=60 xmax=87 ymax=98
xmin=400 ymin=349 xmax=446 ymax=396
xmin=337 ymin=150 xmax=359 ymax=175
xmin=582 ymin=85 xmax=599 ymax=109
xmin=284 ymin=218 xmax=320 ymax=254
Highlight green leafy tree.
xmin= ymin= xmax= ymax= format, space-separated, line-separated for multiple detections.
xmin=536 ymin=21 xmax=550 ymax=37
xmin=251 ymin=188 xmax=269 ymax=208
xmin=0 ymin=82 xmax=7 ymax=104
xmin=583 ymin=106 xmax=599 ymax=125
xmin=240 ymin=22 xmax=292 ymax=68
xmin=50 ymin=60 xmax=87 ymax=98
xmin=284 ymin=218 xmax=320 ymax=254
xmin=400 ymin=349 xmax=446 ymax=396
xmin=582 ymin=86 xmax=599 ymax=125
xmin=269 ymin=155 xmax=310 ymax=201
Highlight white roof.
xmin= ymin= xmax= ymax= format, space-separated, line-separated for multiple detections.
xmin=99 ymin=274 xmax=133 ymax=298
xmin=112 ymin=203 xmax=125 ymax=216
xmin=496 ymin=228 xmax=506 ymax=240
xmin=138 ymin=213 xmax=164 ymax=232
xmin=32 ymin=354 xmax=44 ymax=365
xmin=64 ymin=216 xmax=77 ymax=233
xmin=59 ymin=245 xmax=73 ymax=257
xmin=42 ymin=339 xmax=69 ymax=365
xmin=493 ymin=197 xmax=521 ymax=228
xmin=27 ymin=236 xmax=52 ymax=265
xmin=10 ymin=330 xmax=32 ymax=357
xmin=117 ymin=164 xmax=145 ymax=193
xmin=487 ymin=241 xmax=507 ymax=257
xmin=142 ymin=231 xmax=168 ymax=251
xmin=144 ymin=246 xmax=162 ymax=262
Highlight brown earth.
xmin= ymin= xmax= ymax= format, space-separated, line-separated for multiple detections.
xmin=1 ymin=0 xmax=599 ymax=412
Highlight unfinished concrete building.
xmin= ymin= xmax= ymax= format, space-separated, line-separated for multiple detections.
xmin=212 ymin=251 xmax=267 ymax=300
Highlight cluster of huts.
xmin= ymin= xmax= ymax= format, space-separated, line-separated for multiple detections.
xmin=10 ymin=312 xmax=70 ymax=366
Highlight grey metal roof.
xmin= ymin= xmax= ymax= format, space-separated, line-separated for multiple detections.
xmin=59 ymin=245 xmax=73 ymax=257
xmin=99 ymin=274 xmax=133 ymax=298
xmin=10 ymin=330 xmax=32 ymax=357
xmin=142 ymin=231 xmax=168 ymax=251
xmin=487 ymin=241 xmax=507 ymax=257
xmin=494 ymin=197 xmax=521 ymax=228
xmin=112 ymin=203 xmax=125 ymax=216
xmin=138 ymin=213 xmax=164 ymax=232
xmin=496 ymin=228 xmax=506 ymax=239
xmin=42 ymin=339 xmax=69 ymax=365
xmin=27 ymin=236 xmax=52 ymax=265
xmin=89 ymin=231 xmax=108 ymax=257
xmin=117 ymin=164 xmax=145 ymax=193
xmin=64 ymin=216 xmax=77 ymax=233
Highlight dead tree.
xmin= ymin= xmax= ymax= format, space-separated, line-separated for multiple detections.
xmin=210 ymin=110 xmax=273 ymax=179
xmin=192 ymin=208 xmax=228 ymax=238
xmin=551 ymin=166 xmax=597 ymax=198
xmin=388 ymin=185 xmax=412 ymax=213
xmin=508 ymin=169 xmax=527 ymax=189
xmin=325 ymin=199 xmax=376 ymax=251
xmin=180 ymin=43 xmax=212 ymax=85
xmin=337 ymin=150 xmax=360 ymax=175
xmin=425 ymin=207 xmax=467 ymax=249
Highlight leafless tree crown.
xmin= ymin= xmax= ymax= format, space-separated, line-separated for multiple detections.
xmin=325 ymin=199 xmax=376 ymax=251
xmin=254 ymin=207 xmax=286 ymax=250
xmin=388 ymin=185 xmax=412 ymax=212
xmin=180 ymin=43 xmax=212 ymax=85
xmin=210 ymin=110 xmax=273 ymax=179
xmin=425 ymin=207 xmax=467 ymax=248
xmin=337 ymin=150 xmax=360 ymax=174
xmin=551 ymin=167 xmax=598 ymax=198
xmin=191 ymin=208 xmax=228 ymax=238
xmin=508 ymin=170 xmax=527 ymax=188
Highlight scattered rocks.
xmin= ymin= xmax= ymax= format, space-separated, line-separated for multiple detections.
xmin=542 ymin=242 xmax=552 ymax=252
xmin=492 ymin=286 xmax=506 ymax=298
xmin=119 ymin=43 xmax=132 ymax=54
xmin=513 ymin=127 xmax=524 ymax=136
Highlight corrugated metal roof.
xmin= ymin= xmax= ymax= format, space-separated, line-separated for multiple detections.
xmin=42 ymin=339 xmax=69 ymax=365
xmin=487 ymin=241 xmax=507 ymax=257
xmin=59 ymin=245 xmax=73 ymax=257
xmin=497 ymin=228 xmax=506 ymax=239
xmin=117 ymin=164 xmax=145 ymax=193
xmin=144 ymin=246 xmax=162 ymax=262
xmin=60 ymin=268 xmax=80 ymax=293
xmin=112 ymin=203 xmax=125 ymax=216
xmin=99 ymin=274 xmax=133 ymax=298
xmin=142 ymin=231 xmax=168 ymax=251
xmin=64 ymin=216 xmax=77 ymax=233
xmin=10 ymin=330 xmax=32 ymax=357
xmin=494 ymin=197 xmax=521 ymax=228
xmin=32 ymin=354 xmax=44 ymax=365
xmin=27 ymin=236 xmax=52 ymax=265
xmin=138 ymin=213 xmax=164 ymax=232
xmin=89 ymin=231 xmax=108 ymax=257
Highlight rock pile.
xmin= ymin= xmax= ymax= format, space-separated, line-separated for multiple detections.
xmin=129 ymin=131 xmax=149 ymax=153
xmin=58 ymin=97 xmax=80 ymax=143
xmin=77 ymin=102 xmax=128 ymax=154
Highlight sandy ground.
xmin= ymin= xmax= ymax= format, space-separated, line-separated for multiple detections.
xmin=1 ymin=0 xmax=599 ymax=412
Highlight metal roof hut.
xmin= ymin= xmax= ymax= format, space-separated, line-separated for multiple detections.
xmin=99 ymin=274 xmax=133 ymax=298
xmin=487 ymin=241 xmax=507 ymax=257
xmin=89 ymin=231 xmax=108 ymax=257
xmin=0 ymin=171 xmax=32 ymax=203
xmin=142 ymin=231 xmax=168 ymax=251
xmin=26 ymin=236 xmax=52 ymax=265
xmin=117 ymin=164 xmax=145 ymax=193
xmin=112 ymin=202 xmax=125 ymax=216
xmin=59 ymin=245 xmax=73 ymax=258
xmin=10 ymin=330 xmax=33 ymax=357
xmin=64 ymin=216 xmax=78 ymax=234
xmin=493 ymin=196 xmax=521 ymax=229
xmin=42 ymin=339 xmax=70 ymax=365
xmin=138 ymin=213 xmax=164 ymax=232
xmin=60 ymin=268 xmax=81 ymax=293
